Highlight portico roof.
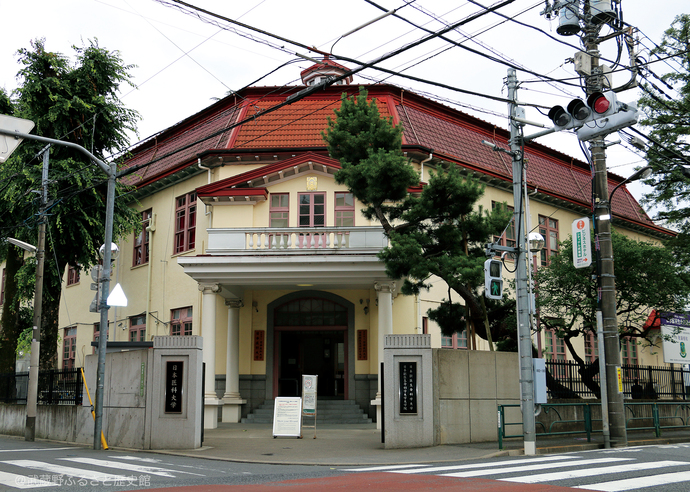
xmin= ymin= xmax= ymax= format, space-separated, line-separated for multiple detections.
xmin=177 ymin=252 xmax=392 ymax=299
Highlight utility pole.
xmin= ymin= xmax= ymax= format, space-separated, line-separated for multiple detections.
xmin=25 ymin=146 xmax=49 ymax=441
xmin=507 ymin=68 xmax=536 ymax=455
xmin=584 ymin=12 xmax=628 ymax=448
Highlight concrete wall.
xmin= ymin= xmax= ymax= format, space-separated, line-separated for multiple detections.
xmin=434 ymin=349 xmax=521 ymax=444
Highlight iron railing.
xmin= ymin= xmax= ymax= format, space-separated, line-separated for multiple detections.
xmin=0 ymin=369 xmax=83 ymax=405
xmin=497 ymin=401 xmax=690 ymax=449
xmin=545 ymin=360 xmax=689 ymax=400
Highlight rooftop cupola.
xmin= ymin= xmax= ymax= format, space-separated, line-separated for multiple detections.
xmin=300 ymin=55 xmax=353 ymax=86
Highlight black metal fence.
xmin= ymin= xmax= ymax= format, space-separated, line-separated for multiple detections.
xmin=0 ymin=369 xmax=83 ymax=405
xmin=545 ymin=360 xmax=689 ymax=400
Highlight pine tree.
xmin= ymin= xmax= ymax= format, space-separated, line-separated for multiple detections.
xmin=322 ymin=88 xmax=513 ymax=343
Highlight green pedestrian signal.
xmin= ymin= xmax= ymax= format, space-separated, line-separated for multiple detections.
xmin=484 ymin=259 xmax=503 ymax=300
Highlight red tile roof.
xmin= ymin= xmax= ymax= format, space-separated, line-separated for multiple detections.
xmin=119 ymin=83 xmax=666 ymax=235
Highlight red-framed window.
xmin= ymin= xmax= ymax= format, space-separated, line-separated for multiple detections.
xmin=133 ymin=209 xmax=152 ymax=266
xmin=171 ymin=307 xmax=193 ymax=336
xmin=335 ymin=192 xmax=354 ymax=227
xmin=63 ymin=326 xmax=76 ymax=369
xmin=441 ymin=330 xmax=468 ymax=349
xmin=544 ymin=328 xmax=566 ymax=361
xmin=129 ymin=315 xmax=146 ymax=342
xmin=298 ymin=192 xmax=325 ymax=227
xmin=585 ymin=330 xmax=598 ymax=363
xmin=174 ymin=192 xmax=196 ymax=254
xmin=539 ymin=215 xmax=559 ymax=266
xmin=67 ymin=264 xmax=80 ymax=286
xmin=270 ymin=193 xmax=289 ymax=227
xmin=422 ymin=316 xmax=428 ymax=335
xmin=622 ymin=337 xmax=638 ymax=365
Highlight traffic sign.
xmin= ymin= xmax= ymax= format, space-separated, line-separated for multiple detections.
xmin=572 ymin=218 xmax=592 ymax=268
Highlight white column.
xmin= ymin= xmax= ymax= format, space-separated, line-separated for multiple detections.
xmin=223 ymin=299 xmax=246 ymax=423
xmin=372 ymin=281 xmax=395 ymax=430
xmin=199 ymin=283 xmax=223 ymax=428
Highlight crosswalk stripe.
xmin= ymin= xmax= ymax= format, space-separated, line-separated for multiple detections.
xmin=390 ymin=455 xmax=575 ymax=475
xmin=2 ymin=460 xmax=130 ymax=483
xmin=501 ymin=460 xmax=687 ymax=483
xmin=341 ymin=464 xmax=433 ymax=472
xmin=441 ymin=457 xmax=632 ymax=478
xmin=0 ymin=471 xmax=54 ymax=489
xmin=577 ymin=470 xmax=690 ymax=491
xmin=59 ymin=458 xmax=177 ymax=477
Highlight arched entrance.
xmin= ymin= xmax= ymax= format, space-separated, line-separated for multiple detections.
xmin=266 ymin=291 xmax=355 ymax=400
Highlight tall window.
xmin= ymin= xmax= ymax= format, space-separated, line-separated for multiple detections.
xmin=544 ymin=329 xmax=566 ymax=361
xmin=129 ymin=315 xmax=146 ymax=342
xmin=622 ymin=337 xmax=638 ymax=365
xmin=298 ymin=192 xmax=325 ymax=227
xmin=585 ymin=330 xmax=598 ymax=363
xmin=63 ymin=326 xmax=76 ymax=369
xmin=175 ymin=192 xmax=196 ymax=254
xmin=270 ymin=193 xmax=289 ymax=227
xmin=0 ymin=268 xmax=5 ymax=305
xmin=171 ymin=307 xmax=193 ymax=336
xmin=441 ymin=330 xmax=468 ymax=349
xmin=66 ymin=264 xmax=80 ymax=286
xmin=539 ymin=216 xmax=559 ymax=265
xmin=335 ymin=192 xmax=354 ymax=227
xmin=133 ymin=209 xmax=152 ymax=266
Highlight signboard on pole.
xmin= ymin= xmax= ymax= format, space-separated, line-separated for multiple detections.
xmin=661 ymin=313 xmax=690 ymax=364
xmin=302 ymin=375 xmax=318 ymax=416
xmin=272 ymin=397 xmax=302 ymax=438
xmin=0 ymin=114 xmax=34 ymax=163
xmin=572 ymin=218 xmax=592 ymax=268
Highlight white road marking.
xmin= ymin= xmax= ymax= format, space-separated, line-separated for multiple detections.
xmin=441 ymin=457 xmax=632 ymax=478
xmin=501 ymin=460 xmax=687 ymax=483
xmin=0 ymin=471 xmax=54 ymax=489
xmin=59 ymin=457 xmax=180 ymax=477
xmin=392 ymin=455 xmax=576 ymax=474
xmin=2 ymin=460 xmax=129 ymax=483
xmin=577 ymin=471 xmax=690 ymax=491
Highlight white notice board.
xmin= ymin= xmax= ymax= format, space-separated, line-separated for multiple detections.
xmin=272 ymin=397 xmax=302 ymax=438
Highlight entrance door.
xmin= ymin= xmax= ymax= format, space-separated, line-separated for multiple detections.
xmin=273 ymin=297 xmax=348 ymax=399
xmin=277 ymin=330 xmax=345 ymax=398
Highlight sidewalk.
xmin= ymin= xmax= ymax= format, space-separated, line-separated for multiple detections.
xmin=153 ymin=423 xmax=690 ymax=466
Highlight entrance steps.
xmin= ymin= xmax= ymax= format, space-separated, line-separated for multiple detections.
xmin=241 ymin=399 xmax=372 ymax=424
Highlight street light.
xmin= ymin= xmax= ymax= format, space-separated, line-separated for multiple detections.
xmin=608 ymin=166 xmax=652 ymax=211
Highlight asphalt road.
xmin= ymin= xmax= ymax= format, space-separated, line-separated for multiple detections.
xmin=2 ymin=436 xmax=690 ymax=491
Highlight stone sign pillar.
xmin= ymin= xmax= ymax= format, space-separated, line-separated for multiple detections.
xmin=148 ymin=335 xmax=203 ymax=449
xmin=383 ymin=334 xmax=433 ymax=449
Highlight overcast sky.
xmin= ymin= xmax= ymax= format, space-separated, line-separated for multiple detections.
xmin=0 ymin=0 xmax=683 ymax=214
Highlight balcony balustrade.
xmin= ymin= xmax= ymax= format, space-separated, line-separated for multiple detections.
xmin=206 ymin=226 xmax=388 ymax=254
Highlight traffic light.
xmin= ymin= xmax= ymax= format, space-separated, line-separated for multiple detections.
xmin=547 ymin=91 xmax=638 ymax=141
xmin=576 ymin=92 xmax=638 ymax=141
xmin=484 ymin=259 xmax=503 ymax=300
xmin=547 ymin=98 xmax=592 ymax=131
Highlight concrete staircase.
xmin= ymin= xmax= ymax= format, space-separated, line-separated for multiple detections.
xmin=241 ymin=399 xmax=372 ymax=424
